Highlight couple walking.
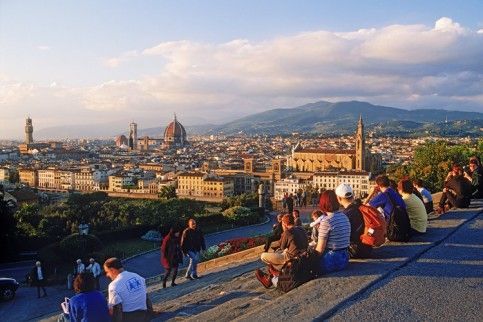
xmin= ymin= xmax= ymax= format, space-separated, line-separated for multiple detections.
xmin=161 ymin=218 xmax=206 ymax=287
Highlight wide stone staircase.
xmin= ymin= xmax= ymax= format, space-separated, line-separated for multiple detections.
xmin=146 ymin=199 xmax=482 ymax=321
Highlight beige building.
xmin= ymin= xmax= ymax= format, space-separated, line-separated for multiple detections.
xmin=0 ymin=168 xmax=10 ymax=183
xmin=19 ymin=168 xmax=38 ymax=187
xmin=176 ymin=172 xmax=234 ymax=202
xmin=108 ymin=174 xmax=134 ymax=192
xmin=274 ymin=177 xmax=310 ymax=201
xmin=288 ymin=117 xmax=381 ymax=173
xmin=313 ymin=170 xmax=371 ymax=198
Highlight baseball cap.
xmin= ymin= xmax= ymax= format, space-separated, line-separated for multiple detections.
xmin=335 ymin=183 xmax=354 ymax=198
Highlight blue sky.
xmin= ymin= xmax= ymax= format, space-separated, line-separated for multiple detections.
xmin=1 ymin=0 xmax=482 ymax=139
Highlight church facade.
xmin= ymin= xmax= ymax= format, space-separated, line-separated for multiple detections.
xmin=287 ymin=116 xmax=381 ymax=173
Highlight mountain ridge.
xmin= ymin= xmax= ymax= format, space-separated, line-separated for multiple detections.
xmin=34 ymin=101 xmax=483 ymax=139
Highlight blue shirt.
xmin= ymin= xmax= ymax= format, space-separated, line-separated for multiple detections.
xmin=417 ymin=187 xmax=433 ymax=203
xmin=369 ymin=188 xmax=406 ymax=221
xmin=69 ymin=291 xmax=111 ymax=322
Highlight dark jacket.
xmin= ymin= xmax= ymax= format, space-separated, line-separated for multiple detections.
xmin=470 ymin=166 xmax=483 ymax=198
xmin=181 ymin=228 xmax=206 ymax=254
xmin=161 ymin=233 xmax=183 ymax=269
xmin=30 ymin=266 xmax=47 ymax=286
xmin=445 ymin=175 xmax=472 ymax=199
xmin=280 ymin=226 xmax=308 ymax=259
xmin=343 ymin=200 xmax=372 ymax=258
xmin=272 ymin=222 xmax=283 ymax=240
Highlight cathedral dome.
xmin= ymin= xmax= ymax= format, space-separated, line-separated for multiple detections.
xmin=163 ymin=115 xmax=187 ymax=147
xmin=115 ymin=135 xmax=128 ymax=147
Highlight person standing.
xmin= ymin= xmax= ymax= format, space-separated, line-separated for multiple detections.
xmin=103 ymin=257 xmax=149 ymax=322
xmin=31 ymin=261 xmax=48 ymax=298
xmin=86 ymin=258 xmax=102 ymax=290
xmin=161 ymin=227 xmax=183 ymax=288
xmin=75 ymin=259 xmax=85 ymax=277
xmin=286 ymin=194 xmax=294 ymax=214
xmin=181 ymin=219 xmax=206 ymax=280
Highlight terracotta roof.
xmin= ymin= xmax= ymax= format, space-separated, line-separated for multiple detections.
xmin=296 ymin=149 xmax=356 ymax=155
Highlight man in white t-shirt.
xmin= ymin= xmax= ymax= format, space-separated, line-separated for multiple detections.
xmin=103 ymin=257 xmax=149 ymax=322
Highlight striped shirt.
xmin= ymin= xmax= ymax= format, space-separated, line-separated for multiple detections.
xmin=318 ymin=211 xmax=351 ymax=250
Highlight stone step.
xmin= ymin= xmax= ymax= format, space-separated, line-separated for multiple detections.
xmin=149 ymin=201 xmax=482 ymax=321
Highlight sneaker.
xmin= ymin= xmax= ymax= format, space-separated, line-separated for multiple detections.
xmin=192 ymin=275 xmax=200 ymax=279
xmin=268 ymin=264 xmax=280 ymax=277
xmin=255 ymin=269 xmax=272 ymax=288
xmin=185 ymin=275 xmax=194 ymax=280
xmin=171 ymin=282 xmax=178 ymax=287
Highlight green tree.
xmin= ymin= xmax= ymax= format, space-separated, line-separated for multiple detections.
xmin=159 ymin=185 xmax=177 ymax=199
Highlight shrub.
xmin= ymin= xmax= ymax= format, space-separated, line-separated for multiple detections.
xmin=38 ymin=242 xmax=63 ymax=265
xmin=222 ymin=206 xmax=260 ymax=225
xmin=59 ymin=233 xmax=103 ymax=262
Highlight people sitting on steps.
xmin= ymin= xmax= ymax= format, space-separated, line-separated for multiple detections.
xmin=335 ymin=183 xmax=372 ymax=259
xmin=315 ymin=190 xmax=351 ymax=274
xmin=464 ymin=157 xmax=483 ymax=199
xmin=398 ymin=179 xmax=428 ymax=237
xmin=309 ymin=210 xmax=324 ymax=247
xmin=292 ymin=209 xmax=302 ymax=226
xmin=263 ymin=213 xmax=283 ymax=252
xmin=255 ymin=213 xmax=308 ymax=288
xmin=412 ymin=179 xmax=434 ymax=214
xmin=437 ymin=164 xmax=473 ymax=214
xmin=366 ymin=175 xmax=406 ymax=222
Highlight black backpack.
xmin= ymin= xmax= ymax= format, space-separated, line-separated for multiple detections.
xmin=385 ymin=192 xmax=411 ymax=242
xmin=276 ymin=250 xmax=319 ymax=293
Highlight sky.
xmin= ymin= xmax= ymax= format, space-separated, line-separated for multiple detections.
xmin=1 ymin=0 xmax=483 ymax=139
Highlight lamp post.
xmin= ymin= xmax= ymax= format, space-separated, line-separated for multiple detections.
xmin=258 ymin=183 xmax=265 ymax=210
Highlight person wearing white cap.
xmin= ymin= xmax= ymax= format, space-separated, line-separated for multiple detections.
xmin=335 ymin=183 xmax=372 ymax=258
xmin=86 ymin=257 xmax=102 ymax=290
xmin=75 ymin=259 xmax=85 ymax=277
xmin=30 ymin=261 xmax=47 ymax=298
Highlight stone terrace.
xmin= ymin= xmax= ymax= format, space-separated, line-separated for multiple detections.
xmin=144 ymin=200 xmax=482 ymax=321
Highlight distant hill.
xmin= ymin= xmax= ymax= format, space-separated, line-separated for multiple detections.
xmin=34 ymin=101 xmax=483 ymax=139
xmin=208 ymin=101 xmax=483 ymax=136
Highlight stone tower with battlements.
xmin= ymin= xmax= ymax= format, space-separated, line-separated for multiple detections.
xmin=25 ymin=117 xmax=33 ymax=144
xmin=355 ymin=115 xmax=365 ymax=171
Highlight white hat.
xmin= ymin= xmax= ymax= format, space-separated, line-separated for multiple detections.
xmin=335 ymin=183 xmax=354 ymax=198
xmin=76 ymin=259 xmax=82 ymax=263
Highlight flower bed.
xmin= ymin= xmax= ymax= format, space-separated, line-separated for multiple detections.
xmin=202 ymin=236 xmax=266 ymax=261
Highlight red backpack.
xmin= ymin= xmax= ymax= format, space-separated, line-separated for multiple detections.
xmin=358 ymin=204 xmax=386 ymax=247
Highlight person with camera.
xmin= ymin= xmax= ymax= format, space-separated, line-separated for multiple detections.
xmin=463 ymin=157 xmax=483 ymax=199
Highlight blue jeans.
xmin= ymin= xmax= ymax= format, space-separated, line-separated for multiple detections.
xmin=186 ymin=251 xmax=200 ymax=277
xmin=319 ymin=249 xmax=349 ymax=274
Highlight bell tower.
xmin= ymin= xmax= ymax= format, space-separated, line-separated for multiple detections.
xmin=355 ymin=115 xmax=365 ymax=171
xmin=25 ymin=117 xmax=34 ymax=144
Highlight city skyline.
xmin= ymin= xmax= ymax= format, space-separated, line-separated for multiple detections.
xmin=1 ymin=0 xmax=483 ymax=139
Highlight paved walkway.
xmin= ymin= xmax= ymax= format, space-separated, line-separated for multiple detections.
xmin=143 ymin=201 xmax=482 ymax=321
xmin=0 ymin=213 xmax=278 ymax=322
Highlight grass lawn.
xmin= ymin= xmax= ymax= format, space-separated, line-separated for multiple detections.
xmin=103 ymin=238 xmax=159 ymax=260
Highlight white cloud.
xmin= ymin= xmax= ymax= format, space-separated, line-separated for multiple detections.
xmin=37 ymin=45 xmax=51 ymax=51
xmin=2 ymin=17 xmax=483 ymax=138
